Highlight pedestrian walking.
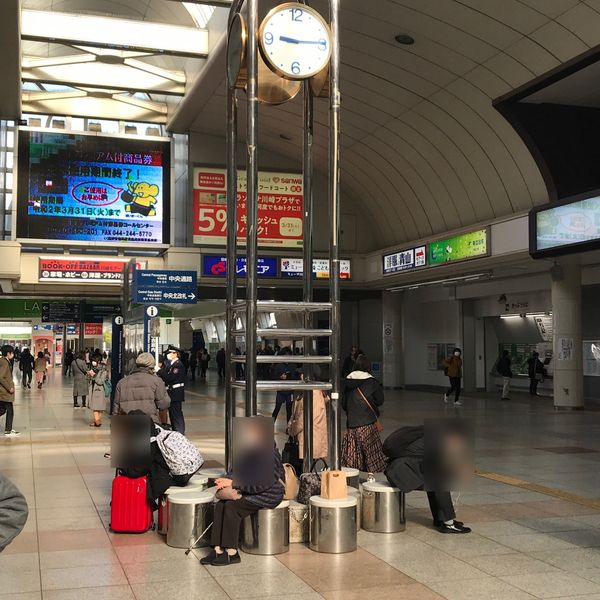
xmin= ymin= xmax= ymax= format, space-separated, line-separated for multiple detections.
xmin=0 ymin=345 xmax=19 ymax=437
xmin=34 ymin=352 xmax=47 ymax=389
xmin=19 ymin=348 xmax=34 ymax=389
xmin=88 ymin=354 xmax=108 ymax=427
xmin=72 ymin=351 xmax=89 ymax=408
xmin=442 ymin=348 xmax=463 ymax=407
xmin=496 ymin=350 xmax=513 ymax=401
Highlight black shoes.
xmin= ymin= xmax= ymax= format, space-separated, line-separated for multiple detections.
xmin=436 ymin=521 xmax=472 ymax=534
xmin=201 ymin=550 xmax=242 ymax=566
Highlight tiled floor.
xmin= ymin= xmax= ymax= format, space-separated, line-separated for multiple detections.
xmin=3 ymin=369 xmax=600 ymax=599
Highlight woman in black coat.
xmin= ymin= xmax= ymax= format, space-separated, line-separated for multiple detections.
xmin=527 ymin=352 xmax=545 ymax=396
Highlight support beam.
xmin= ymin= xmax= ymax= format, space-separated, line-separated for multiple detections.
xmin=0 ymin=0 xmax=21 ymax=119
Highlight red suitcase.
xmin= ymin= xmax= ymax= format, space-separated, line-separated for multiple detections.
xmin=110 ymin=474 xmax=153 ymax=533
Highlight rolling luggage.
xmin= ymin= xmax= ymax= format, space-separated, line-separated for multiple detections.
xmin=110 ymin=473 xmax=153 ymax=533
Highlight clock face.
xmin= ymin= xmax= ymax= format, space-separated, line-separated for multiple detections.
xmin=259 ymin=4 xmax=332 ymax=80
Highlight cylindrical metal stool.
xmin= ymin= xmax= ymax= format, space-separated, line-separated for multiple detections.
xmin=309 ymin=495 xmax=357 ymax=554
xmin=241 ymin=500 xmax=289 ymax=555
xmin=157 ymin=486 xmax=190 ymax=535
xmin=197 ymin=468 xmax=226 ymax=488
xmin=342 ymin=467 xmax=360 ymax=489
xmin=361 ymin=481 xmax=405 ymax=533
xmin=347 ymin=487 xmax=362 ymax=531
xmin=166 ymin=491 xmax=214 ymax=548
xmin=187 ymin=474 xmax=209 ymax=491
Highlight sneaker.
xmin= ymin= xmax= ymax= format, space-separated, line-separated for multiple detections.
xmin=454 ymin=400 xmax=463 ymax=406
xmin=200 ymin=549 xmax=217 ymax=565
xmin=437 ymin=521 xmax=471 ymax=534
xmin=211 ymin=551 xmax=241 ymax=566
xmin=443 ymin=394 xmax=448 ymax=404
xmin=27 ymin=384 xmax=31 ymax=389
xmin=74 ymin=404 xmax=80 ymax=409
xmin=4 ymin=430 xmax=21 ymax=437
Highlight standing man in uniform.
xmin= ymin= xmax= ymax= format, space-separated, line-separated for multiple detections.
xmin=158 ymin=346 xmax=186 ymax=434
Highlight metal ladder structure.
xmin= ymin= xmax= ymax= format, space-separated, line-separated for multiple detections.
xmin=224 ymin=0 xmax=342 ymax=472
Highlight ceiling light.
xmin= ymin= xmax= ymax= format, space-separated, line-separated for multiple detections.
xmin=500 ymin=314 xmax=522 ymax=319
xmin=395 ymin=34 xmax=415 ymax=45
xmin=388 ymin=272 xmax=491 ymax=292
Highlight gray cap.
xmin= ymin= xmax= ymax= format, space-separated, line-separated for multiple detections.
xmin=136 ymin=352 xmax=156 ymax=368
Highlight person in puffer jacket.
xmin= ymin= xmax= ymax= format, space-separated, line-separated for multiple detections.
xmin=0 ymin=472 xmax=28 ymax=552
xmin=200 ymin=418 xmax=284 ymax=567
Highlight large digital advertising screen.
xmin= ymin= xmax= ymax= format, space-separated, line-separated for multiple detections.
xmin=428 ymin=229 xmax=489 ymax=265
xmin=17 ymin=129 xmax=171 ymax=245
xmin=192 ymin=166 xmax=303 ymax=248
xmin=530 ymin=192 xmax=600 ymax=258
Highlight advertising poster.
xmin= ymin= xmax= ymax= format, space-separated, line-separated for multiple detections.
xmin=280 ymin=258 xmax=351 ymax=279
xmin=536 ymin=195 xmax=600 ymax=251
xmin=17 ymin=130 xmax=170 ymax=245
xmin=383 ymin=245 xmax=426 ymax=275
xmin=202 ymin=255 xmax=278 ymax=278
xmin=38 ymin=257 xmax=134 ymax=284
xmin=192 ymin=167 xmax=303 ymax=247
xmin=429 ymin=229 xmax=488 ymax=265
xmin=557 ymin=337 xmax=574 ymax=361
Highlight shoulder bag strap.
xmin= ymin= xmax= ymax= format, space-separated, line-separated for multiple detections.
xmin=357 ymin=386 xmax=378 ymax=418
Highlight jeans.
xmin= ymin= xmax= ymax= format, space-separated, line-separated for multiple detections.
xmin=272 ymin=392 xmax=293 ymax=423
xmin=22 ymin=370 xmax=32 ymax=387
xmin=446 ymin=377 xmax=461 ymax=403
xmin=169 ymin=401 xmax=185 ymax=434
xmin=0 ymin=401 xmax=14 ymax=432
xmin=502 ymin=377 xmax=511 ymax=398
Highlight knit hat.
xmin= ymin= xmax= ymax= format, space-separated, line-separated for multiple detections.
xmin=136 ymin=352 xmax=156 ymax=368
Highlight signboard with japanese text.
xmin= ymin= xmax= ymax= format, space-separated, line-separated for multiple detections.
xmin=202 ymin=255 xmax=278 ymax=278
xmin=41 ymin=301 xmax=81 ymax=323
xmin=382 ymin=246 xmax=426 ymax=275
xmin=17 ymin=129 xmax=171 ymax=245
xmin=280 ymin=258 xmax=351 ymax=279
xmin=530 ymin=192 xmax=600 ymax=258
xmin=428 ymin=229 xmax=489 ymax=265
xmin=38 ymin=257 xmax=142 ymax=284
xmin=192 ymin=166 xmax=303 ymax=247
xmin=131 ymin=269 xmax=197 ymax=305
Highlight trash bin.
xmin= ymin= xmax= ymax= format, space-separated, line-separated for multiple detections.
xmin=309 ymin=495 xmax=357 ymax=554
xmin=347 ymin=487 xmax=362 ymax=531
xmin=187 ymin=474 xmax=209 ymax=491
xmin=158 ymin=486 xmax=191 ymax=535
xmin=166 ymin=491 xmax=214 ymax=549
xmin=241 ymin=500 xmax=290 ymax=555
xmin=361 ymin=481 xmax=405 ymax=533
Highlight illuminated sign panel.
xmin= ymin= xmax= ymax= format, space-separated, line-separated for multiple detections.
xmin=428 ymin=229 xmax=488 ymax=265
xmin=382 ymin=246 xmax=426 ymax=275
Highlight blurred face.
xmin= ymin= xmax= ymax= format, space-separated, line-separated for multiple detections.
xmin=6 ymin=352 xmax=14 ymax=361
xmin=167 ymin=351 xmax=177 ymax=362
xmin=454 ymin=351 xmax=461 ymax=357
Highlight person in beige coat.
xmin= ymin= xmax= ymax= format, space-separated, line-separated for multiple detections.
xmin=287 ymin=390 xmax=329 ymax=461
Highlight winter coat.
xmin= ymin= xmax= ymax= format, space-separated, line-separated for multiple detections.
xmin=528 ymin=357 xmax=545 ymax=379
xmin=19 ymin=352 xmax=34 ymax=373
xmin=287 ymin=391 xmax=329 ymax=459
xmin=496 ymin=355 xmax=512 ymax=378
xmin=113 ymin=367 xmax=170 ymax=420
xmin=0 ymin=357 xmax=14 ymax=403
xmin=342 ymin=371 xmax=384 ymax=429
xmin=383 ymin=426 xmax=426 ymax=493
xmin=72 ymin=358 xmax=89 ymax=397
xmin=442 ymin=355 xmax=462 ymax=378
xmin=34 ymin=357 xmax=47 ymax=373
xmin=89 ymin=365 xmax=108 ymax=412
xmin=0 ymin=473 xmax=28 ymax=552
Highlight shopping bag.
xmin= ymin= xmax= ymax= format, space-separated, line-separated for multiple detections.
xmin=282 ymin=463 xmax=298 ymax=500
xmin=320 ymin=470 xmax=347 ymax=500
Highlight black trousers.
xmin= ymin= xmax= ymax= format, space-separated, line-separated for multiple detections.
xmin=272 ymin=392 xmax=293 ymax=422
xmin=446 ymin=377 xmax=461 ymax=402
xmin=529 ymin=377 xmax=539 ymax=395
xmin=217 ymin=364 xmax=225 ymax=379
xmin=427 ymin=491 xmax=456 ymax=523
xmin=169 ymin=401 xmax=185 ymax=434
xmin=0 ymin=401 xmax=14 ymax=432
xmin=200 ymin=364 xmax=208 ymax=378
xmin=211 ymin=497 xmax=259 ymax=549
xmin=22 ymin=370 xmax=32 ymax=386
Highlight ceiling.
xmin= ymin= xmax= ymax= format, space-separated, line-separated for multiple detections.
xmin=171 ymin=0 xmax=600 ymax=251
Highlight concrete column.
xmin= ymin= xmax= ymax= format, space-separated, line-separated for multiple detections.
xmin=552 ymin=259 xmax=583 ymax=410
xmin=382 ymin=291 xmax=403 ymax=388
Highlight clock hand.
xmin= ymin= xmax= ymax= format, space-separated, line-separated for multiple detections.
xmin=279 ymin=35 xmax=323 ymax=45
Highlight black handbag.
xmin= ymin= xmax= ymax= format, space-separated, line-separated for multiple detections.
xmin=282 ymin=437 xmax=303 ymax=473
xmin=297 ymin=458 xmax=328 ymax=505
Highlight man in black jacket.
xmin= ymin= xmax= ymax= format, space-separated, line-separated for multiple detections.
xmin=496 ymin=350 xmax=512 ymax=401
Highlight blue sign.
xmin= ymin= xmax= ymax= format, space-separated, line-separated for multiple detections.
xmin=202 ymin=256 xmax=278 ymax=278
xmin=134 ymin=288 xmax=197 ymax=304
xmin=134 ymin=270 xmax=197 ymax=289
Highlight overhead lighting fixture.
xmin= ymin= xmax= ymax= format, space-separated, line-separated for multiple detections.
xmin=395 ymin=34 xmax=415 ymax=45
xmin=388 ymin=272 xmax=491 ymax=293
xmin=500 ymin=314 xmax=522 ymax=320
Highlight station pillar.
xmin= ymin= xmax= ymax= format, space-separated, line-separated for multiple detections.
xmin=382 ymin=291 xmax=403 ymax=388
xmin=552 ymin=258 xmax=583 ymax=410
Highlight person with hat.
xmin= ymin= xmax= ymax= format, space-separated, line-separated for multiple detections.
xmin=113 ymin=352 xmax=170 ymax=421
xmin=158 ymin=346 xmax=187 ymax=434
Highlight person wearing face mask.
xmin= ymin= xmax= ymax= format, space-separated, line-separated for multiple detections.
xmin=442 ymin=348 xmax=463 ymax=407
xmin=88 ymin=353 xmax=108 ymax=427
xmin=158 ymin=346 xmax=186 ymax=434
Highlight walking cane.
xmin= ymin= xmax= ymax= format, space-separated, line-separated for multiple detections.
xmin=185 ymin=521 xmax=213 ymax=556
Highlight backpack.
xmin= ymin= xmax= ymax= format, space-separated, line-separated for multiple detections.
xmin=152 ymin=425 xmax=204 ymax=476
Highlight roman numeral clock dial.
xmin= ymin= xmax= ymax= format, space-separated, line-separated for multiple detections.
xmin=259 ymin=3 xmax=332 ymax=81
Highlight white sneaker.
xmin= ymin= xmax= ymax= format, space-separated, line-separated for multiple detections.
xmin=443 ymin=394 xmax=448 ymax=404
xmin=454 ymin=400 xmax=463 ymax=407
xmin=4 ymin=430 xmax=21 ymax=437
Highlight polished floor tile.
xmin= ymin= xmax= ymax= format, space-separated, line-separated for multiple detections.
xmin=500 ymin=571 xmax=600 ymax=598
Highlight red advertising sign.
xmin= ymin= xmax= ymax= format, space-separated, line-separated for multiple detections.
xmin=192 ymin=167 xmax=303 ymax=247
xmin=39 ymin=257 xmax=141 ymax=283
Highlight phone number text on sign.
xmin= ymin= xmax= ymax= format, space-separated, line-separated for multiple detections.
xmin=192 ymin=167 xmax=304 ymax=247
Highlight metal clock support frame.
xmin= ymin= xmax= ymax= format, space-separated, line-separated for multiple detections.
xmin=224 ymin=0 xmax=342 ymax=472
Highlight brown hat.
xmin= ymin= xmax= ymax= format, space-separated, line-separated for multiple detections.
xmin=136 ymin=352 xmax=156 ymax=368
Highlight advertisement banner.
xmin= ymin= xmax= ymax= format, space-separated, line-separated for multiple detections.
xmin=38 ymin=257 xmax=135 ymax=284
xmin=192 ymin=167 xmax=303 ymax=247
xmin=382 ymin=245 xmax=426 ymax=275
xmin=280 ymin=258 xmax=351 ymax=279
xmin=429 ymin=229 xmax=488 ymax=265
xmin=202 ymin=255 xmax=278 ymax=278
xmin=17 ymin=130 xmax=170 ymax=245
